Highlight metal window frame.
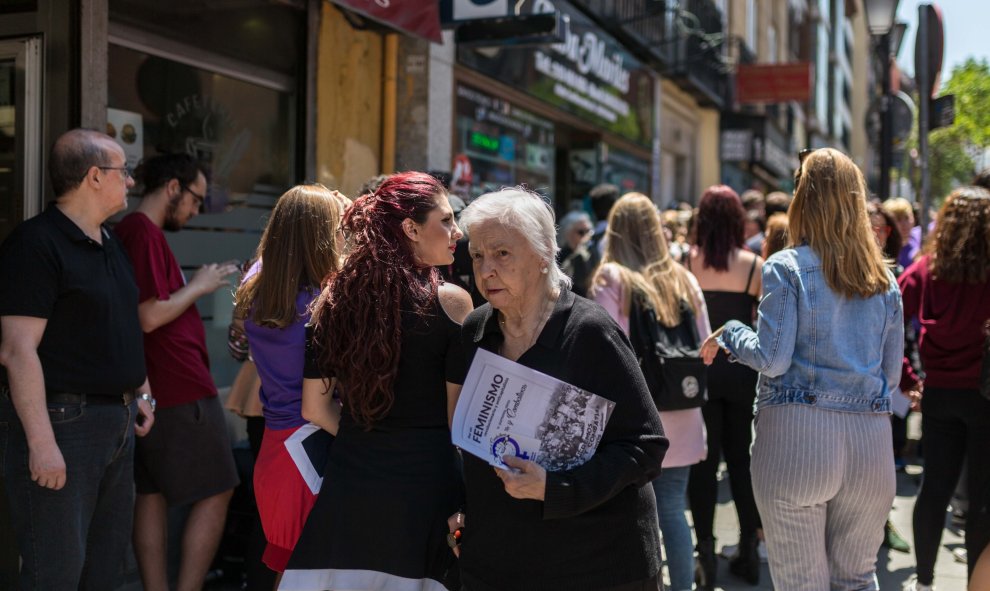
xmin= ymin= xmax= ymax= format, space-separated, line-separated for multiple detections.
xmin=0 ymin=36 xmax=43 ymax=220
xmin=108 ymin=21 xmax=295 ymax=92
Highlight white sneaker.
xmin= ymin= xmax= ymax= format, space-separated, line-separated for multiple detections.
xmin=952 ymin=547 xmax=968 ymax=564
xmin=903 ymin=576 xmax=934 ymax=591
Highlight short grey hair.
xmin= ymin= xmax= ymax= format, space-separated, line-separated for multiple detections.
xmin=557 ymin=210 xmax=592 ymax=246
xmin=459 ymin=187 xmax=572 ymax=293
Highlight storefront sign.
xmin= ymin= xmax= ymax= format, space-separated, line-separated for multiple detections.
xmin=107 ymin=108 xmax=144 ymax=169
xmin=450 ymin=0 xmax=508 ymax=20
xmin=720 ymin=129 xmax=752 ymax=162
xmin=735 ymin=63 xmax=813 ymax=105
xmin=333 ymin=0 xmax=442 ymax=43
xmin=457 ymin=0 xmax=653 ymax=147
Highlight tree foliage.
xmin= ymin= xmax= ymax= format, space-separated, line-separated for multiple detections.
xmin=906 ymin=58 xmax=990 ymax=202
xmin=927 ymin=127 xmax=975 ymax=201
xmin=942 ymin=58 xmax=990 ymax=153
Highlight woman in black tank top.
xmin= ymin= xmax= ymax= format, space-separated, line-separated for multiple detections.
xmin=685 ymin=186 xmax=764 ymax=589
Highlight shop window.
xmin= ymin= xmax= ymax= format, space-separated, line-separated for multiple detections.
xmin=454 ymin=84 xmax=556 ymax=203
xmin=108 ymin=43 xmax=298 ymax=387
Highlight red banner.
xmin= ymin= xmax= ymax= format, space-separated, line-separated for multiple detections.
xmin=735 ymin=63 xmax=813 ymax=104
xmin=333 ymin=0 xmax=442 ymax=43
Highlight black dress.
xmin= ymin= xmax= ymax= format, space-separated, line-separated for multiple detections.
xmin=279 ymin=296 xmax=465 ymax=591
xmin=685 ymin=255 xmax=762 ymax=543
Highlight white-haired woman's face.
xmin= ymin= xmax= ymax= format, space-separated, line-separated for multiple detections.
xmin=468 ymin=220 xmax=546 ymax=314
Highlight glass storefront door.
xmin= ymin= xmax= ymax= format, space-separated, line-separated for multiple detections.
xmin=108 ymin=39 xmax=299 ymax=387
xmin=0 ymin=37 xmax=42 ymax=245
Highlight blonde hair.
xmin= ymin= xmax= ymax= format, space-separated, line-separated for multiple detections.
xmin=789 ymin=148 xmax=892 ymax=298
xmin=762 ymin=213 xmax=790 ymax=259
xmin=234 ymin=184 xmax=344 ymax=328
xmin=882 ymin=197 xmax=914 ymax=222
xmin=590 ymin=192 xmax=697 ymax=327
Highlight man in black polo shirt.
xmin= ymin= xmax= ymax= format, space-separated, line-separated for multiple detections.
xmin=0 ymin=128 xmax=155 ymax=590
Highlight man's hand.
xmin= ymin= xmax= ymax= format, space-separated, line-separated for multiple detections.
xmin=496 ymin=455 xmax=547 ymax=501
xmin=189 ymin=262 xmax=239 ymax=296
xmin=29 ymin=440 xmax=66 ymax=490
xmin=135 ymin=398 xmax=155 ymax=437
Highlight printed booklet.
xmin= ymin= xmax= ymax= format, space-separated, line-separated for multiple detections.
xmin=452 ymin=348 xmax=615 ymax=471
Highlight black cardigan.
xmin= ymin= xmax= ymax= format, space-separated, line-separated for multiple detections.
xmin=458 ymin=289 xmax=668 ymax=591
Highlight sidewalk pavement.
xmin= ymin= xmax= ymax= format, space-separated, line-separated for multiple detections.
xmin=701 ymin=463 xmax=968 ymax=591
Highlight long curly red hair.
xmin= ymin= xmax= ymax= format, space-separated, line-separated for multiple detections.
xmin=310 ymin=172 xmax=445 ymax=427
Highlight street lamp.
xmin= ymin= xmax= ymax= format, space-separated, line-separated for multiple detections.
xmin=864 ymin=0 xmax=899 ymax=35
xmin=864 ymin=0 xmax=901 ymax=200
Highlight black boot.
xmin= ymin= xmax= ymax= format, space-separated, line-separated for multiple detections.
xmin=729 ymin=532 xmax=760 ymax=585
xmin=694 ymin=538 xmax=716 ymax=591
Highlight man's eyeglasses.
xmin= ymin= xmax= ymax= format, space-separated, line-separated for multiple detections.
xmin=96 ymin=165 xmax=134 ymax=179
xmin=180 ymin=184 xmax=207 ymax=212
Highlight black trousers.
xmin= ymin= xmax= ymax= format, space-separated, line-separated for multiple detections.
xmin=913 ymin=387 xmax=990 ymax=585
xmin=688 ymin=394 xmax=762 ymax=542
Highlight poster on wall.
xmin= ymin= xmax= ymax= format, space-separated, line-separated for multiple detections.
xmin=106 ymin=108 xmax=144 ymax=169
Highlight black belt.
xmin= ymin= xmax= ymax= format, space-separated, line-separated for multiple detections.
xmin=47 ymin=392 xmax=135 ymax=406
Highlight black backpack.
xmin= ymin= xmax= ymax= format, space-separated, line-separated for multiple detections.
xmin=628 ymin=295 xmax=708 ymax=411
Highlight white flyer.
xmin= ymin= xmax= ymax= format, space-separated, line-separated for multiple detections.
xmin=452 ymin=348 xmax=615 ymax=471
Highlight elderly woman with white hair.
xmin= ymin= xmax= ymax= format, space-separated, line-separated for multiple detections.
xmin=556 ymin=210 xmax=596 ymax=297
xmin=450 ymin=188 xmax=669 ymax=591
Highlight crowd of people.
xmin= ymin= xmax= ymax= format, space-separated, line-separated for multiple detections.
xmin=0 ymin=128 xmax=987 ymax=591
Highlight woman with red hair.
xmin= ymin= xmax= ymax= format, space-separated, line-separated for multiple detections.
xmin=686 ymin=185 xmax=765 ymax=589
xmin=279 ymin=172 xmax=473 ymax=591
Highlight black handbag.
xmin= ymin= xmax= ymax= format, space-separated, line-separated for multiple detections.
xmin=980 ymin=319 xmax=990 ymax=401
xmin=628 ymin=295 xmax=708 ymax=411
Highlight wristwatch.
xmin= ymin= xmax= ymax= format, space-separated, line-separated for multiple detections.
xmin=137 ymin=392 xmax=157 ymax=412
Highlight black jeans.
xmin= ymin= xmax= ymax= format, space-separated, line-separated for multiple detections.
xmin=913 ymin=387 xmax=990 ymax=584
xmin=688 ymin=395 xmax=761 ymax=542
xmin=0 ymin=397 xmax=136 ymax=590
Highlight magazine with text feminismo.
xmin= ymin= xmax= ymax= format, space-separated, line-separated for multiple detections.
xmin=452 ymin=348 xmax=615 ymax=471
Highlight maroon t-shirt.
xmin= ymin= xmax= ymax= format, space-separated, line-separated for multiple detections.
xmin=899 ymin=255 xmax=990 ymax=390
xmin=115 ymin=212 xmax=216 ymax=409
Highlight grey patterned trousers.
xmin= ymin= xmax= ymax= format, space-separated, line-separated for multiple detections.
xmin=751 ymin=404 xmax=895 ymax=591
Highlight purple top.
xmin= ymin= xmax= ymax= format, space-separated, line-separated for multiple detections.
xmin=243 ymin=260 xmax=317 ymax=431
xmin=897 ymin=225 xmax=922 ymax=269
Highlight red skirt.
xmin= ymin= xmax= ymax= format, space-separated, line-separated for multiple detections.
xmin=254 ymin=423 xmax=332 ymax=572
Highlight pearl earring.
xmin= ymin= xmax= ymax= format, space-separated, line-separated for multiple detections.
xmin=540 ymin=267 xmax=548 ymax=274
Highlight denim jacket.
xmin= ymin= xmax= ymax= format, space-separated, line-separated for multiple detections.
xmin=717 ymin=245 xmax=904 ymax=414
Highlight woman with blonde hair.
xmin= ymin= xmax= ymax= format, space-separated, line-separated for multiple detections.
xmin=701 ymin=148 xmax=904 ymax=589
xmin=233 ymin=184 xmax=346 ymax=581
xmin=900 ymin=186 xmax=990 ymax=591
xmin=589 ymin=192 xmax=709 ymax=591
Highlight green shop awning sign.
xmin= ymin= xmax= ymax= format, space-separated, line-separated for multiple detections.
xmin=457 ymin=0 xmax=655 ymax=147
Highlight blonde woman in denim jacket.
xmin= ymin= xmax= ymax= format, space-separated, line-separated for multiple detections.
xmin=700 ymin=148 xmax=904 ymax=590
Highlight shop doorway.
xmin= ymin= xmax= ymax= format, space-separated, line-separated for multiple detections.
xmin=0 ymin=37 xmax=42 ymax=245
xmin=554 ymin=127 xmax=598 ymax=219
